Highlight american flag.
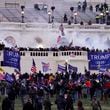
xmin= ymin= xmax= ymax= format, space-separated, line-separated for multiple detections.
xmin=31 ymin=59 xmax=37 ymax=73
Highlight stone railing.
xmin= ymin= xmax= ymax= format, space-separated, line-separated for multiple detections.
xmin=0 ymin=50 xmax=87 ymax=57
xmin=0 ymin=22 xmax=110 ymax=31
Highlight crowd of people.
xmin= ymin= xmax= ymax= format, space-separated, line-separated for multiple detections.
xmin=0 ymin=38 xmax=110 ymax=110
xmin=0 ymin=1 xmax=110 ymax=110
xmin=62 ymin=0 xmax=110 ymax=25
xmin=0 ymin=43 xmax=110 ymax=53
xmin=1 ymin=70 xmax=110 ymax=110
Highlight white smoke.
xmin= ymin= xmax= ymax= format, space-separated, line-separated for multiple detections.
xmin=73 ymin=32 xmax=110 ymax=50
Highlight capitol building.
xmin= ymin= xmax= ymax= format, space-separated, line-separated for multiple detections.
xmin=0 ymin=0 xmax=110 ymax=74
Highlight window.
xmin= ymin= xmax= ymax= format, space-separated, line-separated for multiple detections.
xmin=53 ymin=52 xmax=55 ymax=56
xmin=30 ymin=52 xmax=32 ymax=56
xmin=77 ymin=52 xmax=79 ymax=56
xmin=64 ymin=52 xmax=66 ymax=56
xmin=33 ymin=52 xmax=35 ymax=56
xmin=69 ymin=52 xmax=71 ymax=55
xmin=38 ymin=53 xmax=40 ymax=56
xmin=20 ymin=52 xmax=22 ymax=56
xmin=56 ymin=53 xmax=58 ymax=56
xmin=23 ymin=52 xmax=25 ymax=56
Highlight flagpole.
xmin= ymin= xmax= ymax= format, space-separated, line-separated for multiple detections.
xmin=49 ymin=68 xmax=51 ymax=75
xmin=98 ymin=64 xmax=100 ymax=73
xmin=65 ymin=60 xmax=68 ymax=73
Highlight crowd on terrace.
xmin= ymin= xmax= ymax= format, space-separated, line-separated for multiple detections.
xmin=0 ymin=43 xmax=110 ymax=52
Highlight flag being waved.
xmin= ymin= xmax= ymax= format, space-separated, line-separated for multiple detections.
xmin=68 ymin=64 xmax=78 ymax=72
xmin=57 ymin=64 xmax=66 ymax=72
xmin=68 ymin=40 xmax=73 ymax=47
xmin=4 ymin=73 xmax=14 ymax=83
xmin=57 ymin=36 xmax=61 ymax=44
xmin=0 ymin=73 xmax=4 ymax=80
xmin=42 ymin=62 xmax=50 ymax=72
xmin=14 ymin=69 xmax=21 ymax=75
xmin=31 ymin=59 xmax=37 ymax=73
xmin=3 ymin=49 xmax=21 ymax=70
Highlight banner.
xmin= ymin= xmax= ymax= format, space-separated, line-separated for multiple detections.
xmin=104 ymin=71 xmax=110 ymax=77
xmin=57 ymin=64 xmax=65 ymax=72
xmin=4 ymin=73 xmax=14 ymax=83
xmin=88 ymin=52 xmax=110 ymax=70
xmin=99 ymin=67 xmax=106 ymax=72
xmin=68 ymin=64 xmax=78 ymax=72
xmin=3 ymin=49 xmax=20 ymax=70
xmin=42 ymin=62 xmax=50 ymax=72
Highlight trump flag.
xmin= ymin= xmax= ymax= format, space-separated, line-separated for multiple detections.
xmin=42 ymin=62 xmax=50 ymax=72
xmin=4 ymin=73 xmax=14 ymax=83
xmin=57 ymin=64 xmax=65 ymax=72
xmin=68 ymin=64 xmax=78 ymax=72
xmin=3 ymin=49 xmax=20 ymax=70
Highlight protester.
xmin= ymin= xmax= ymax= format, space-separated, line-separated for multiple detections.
xmin=43 ymin=95 xmax=52 ymax=110
xmin=91 ymin=96 xmax=102 ymax=110
xmin=23 ymin=98 xmax=34 ymax=110
xmin=1 ymin=43 xmax=110 ymax=110
xmin=77 ymin=100 xmax=85 ymax=110
xmin=65 ymin=93 xmax=74 ymax=110
xmin=2 ymin=96 xmax=12 ymax=110
xmin=7 ymin=87 xmax=16 ymax=110
xmin=55 ymin=93 xmax=66 ymax=110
